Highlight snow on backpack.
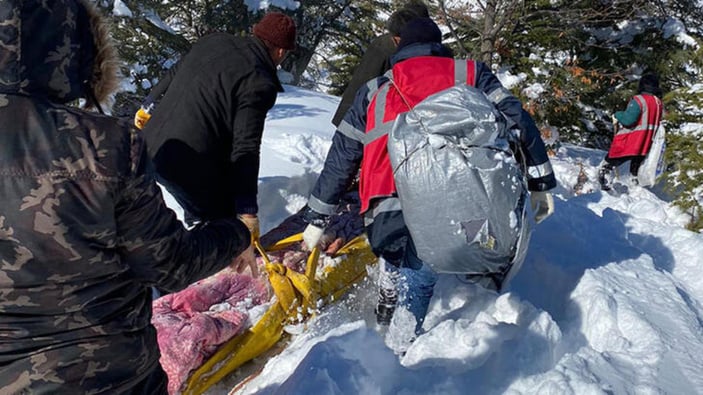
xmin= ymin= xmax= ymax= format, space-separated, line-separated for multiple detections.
xmin=387 ymin=82 xmax=530 ymax=276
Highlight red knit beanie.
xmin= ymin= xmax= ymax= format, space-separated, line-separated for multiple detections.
xmin=253 ymin=12 xmax=297 ymax=50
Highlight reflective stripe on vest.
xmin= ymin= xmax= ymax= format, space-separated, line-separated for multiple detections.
xmin=609 ymin=94 xmax=663 ymax=158
xmin=616 ymin=94 xmax=662 ymax=136
xmin=615 ymin=95 xmax=651 ymax=138
xmin=362 ymin=197 xmax=403 ymax=226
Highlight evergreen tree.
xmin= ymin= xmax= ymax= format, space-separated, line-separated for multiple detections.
xmin=281 ymin=0 xmax=364 ymax=87
xmin=102 ymin=0 xmax=252 ymax=116
xmin=100 ymin=0 xmax=356 ymax=115
xmin=322 ymin=1 xmax=391 ymax=95
xmin=438 ymin=0 xmax=703 ymax=228
xmin=661 ymin=42 xmax=703 ymax=231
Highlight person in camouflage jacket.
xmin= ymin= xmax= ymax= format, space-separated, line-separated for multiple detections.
xmin=0 ymin=1 xmax=256 ymax=393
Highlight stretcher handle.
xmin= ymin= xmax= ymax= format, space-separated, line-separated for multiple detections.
xmin=254 ymin=237 xmax=319 ymax=281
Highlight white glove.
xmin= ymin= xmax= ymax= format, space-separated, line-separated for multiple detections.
xmin=302 ymin=224 xmax=325 ymax=250
xmin=611 ymin=114 xmax=618 ymax=126
xmin=530 ymin=191 xmax=554 ymax=224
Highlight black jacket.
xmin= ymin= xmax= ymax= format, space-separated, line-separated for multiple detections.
xmin=331 ymin=33 xmax=396 ymax=126
xmin=143 ymin=34 xmax=284 ymax=220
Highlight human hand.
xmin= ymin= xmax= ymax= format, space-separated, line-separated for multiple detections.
xmin=230 ymin=244 xmax=259 ymax=277
xmin=237 ymin=214 xmax=260 ymax=242
xmin=530 ymin=191 xmax=555 ymax=224
xmin=324 ymin=238 xmax=346 ymax=255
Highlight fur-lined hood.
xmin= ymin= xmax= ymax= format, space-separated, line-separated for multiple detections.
xmin=0 ymin=0 xmax=119 ymax=108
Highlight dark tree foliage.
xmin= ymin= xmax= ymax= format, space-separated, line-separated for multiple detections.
xmin=99 ymin=0 xmax=257 ymax=116
xmin=323 ymin=1 xmax=391 ymax=95
xmin=98 ymin=0 xmax=357 ymax=116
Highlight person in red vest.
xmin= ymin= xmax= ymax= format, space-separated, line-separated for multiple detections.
xmin=300 ymin=18 xmax=556 ymax=344
xmin=599 ymin=73 xmax=664 ymax=190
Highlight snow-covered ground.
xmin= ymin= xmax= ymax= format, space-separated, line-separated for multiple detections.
xmin=162 ymin=85 xmax=703 ymax=395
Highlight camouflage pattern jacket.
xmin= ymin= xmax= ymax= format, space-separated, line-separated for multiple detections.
xmin=0 ymin=1 xmax=250 ymax=393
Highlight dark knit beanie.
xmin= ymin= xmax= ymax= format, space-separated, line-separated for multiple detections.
xmin=386 ymin=2 xmax=430 ymax=36
xmin=638 ymin=73 xmax=663 ymax=98
xmin=253 ymin=12 xmax=296 ymax=50
xmin=397 ymin=17 xmax=442 ymax=51
xmin=403 ymin=1 xmax=430 ymax=18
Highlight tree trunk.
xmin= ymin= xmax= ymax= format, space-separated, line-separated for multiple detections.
xmin=480 ymin=0 xmax=498 ymax=64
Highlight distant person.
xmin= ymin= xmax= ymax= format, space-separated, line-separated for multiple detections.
xmin=0 ymin=0 xmax=256 ymax=392
xmin=139 ymin=12 xmax=298 ymax=239
xmin=599 ymin=73 xmax=664 ymax=190
xmin=331 ymin=1 xmax=430 ymax=126
xmin=301 ymin=18 xmax=556 ymax=338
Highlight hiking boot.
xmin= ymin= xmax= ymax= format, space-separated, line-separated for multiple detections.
xmin=375 ymin=287 xmax=398 ymax=326
xmin=375 ymin=259 xmax=400 ymax=326
xmin=375 ymin=304 xmax=396 ymax=326
xmin=598 ymin=166 xmax=612 ymax=191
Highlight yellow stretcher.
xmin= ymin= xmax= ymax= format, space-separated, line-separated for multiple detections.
xmin=182 ymin=233 xmax=377 ymax=394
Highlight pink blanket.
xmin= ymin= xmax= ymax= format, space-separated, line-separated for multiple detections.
xmin=153 ymin=194 xmax=365 ymax=393
xmin=152 ymin=271 xmax=269 ymax=394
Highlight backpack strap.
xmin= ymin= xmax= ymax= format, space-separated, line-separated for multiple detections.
xmin=456 ymin=59 xmax=512 ymax=109
xmin=363 ymin=70 xmax=395 ymax=145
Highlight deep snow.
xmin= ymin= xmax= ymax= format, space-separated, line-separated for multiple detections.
xmin=160 ymin=85 xmax=703 ymax=395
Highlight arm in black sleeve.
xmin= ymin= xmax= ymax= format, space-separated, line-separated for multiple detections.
xmin=473 ymin=61 xmax=557 ymax=191
xmin=229 ymin=75 xmax=279 ymax=215
xmin=115 ymin=130 xmax=250 ymax=293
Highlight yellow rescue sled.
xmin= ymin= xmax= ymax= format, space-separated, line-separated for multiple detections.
xmin=182 ymin=233 xmax=377 ymax=394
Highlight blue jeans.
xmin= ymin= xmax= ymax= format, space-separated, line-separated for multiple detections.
xmin=381 ymin=250 xmax=438 ymax=334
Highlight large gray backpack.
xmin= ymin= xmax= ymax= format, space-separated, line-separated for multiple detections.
xmin=387 ymin=84 xmax=530 ymax=276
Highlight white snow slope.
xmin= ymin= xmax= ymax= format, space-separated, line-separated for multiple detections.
xmin=162 ymin=85 xmax=703 ymax=395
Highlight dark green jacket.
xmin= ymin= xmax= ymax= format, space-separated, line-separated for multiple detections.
xmin=331 ymin=33 xmax=397 ymax=127
xmin=0 ymin=1 xmax=249 ymax=392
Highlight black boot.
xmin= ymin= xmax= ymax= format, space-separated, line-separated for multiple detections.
xmin=375 ymin=286 xmax=398 ymax=326
xmin=598 ymin=166 xmax=612 ymax=191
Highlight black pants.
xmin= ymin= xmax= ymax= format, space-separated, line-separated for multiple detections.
xmin=603 ymin=154 xmax=645 ymax=176
xmin=122 ymin=365 xmax=168 ymax=395
xmin=365 ymin=209 xmax=422 ymax=270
